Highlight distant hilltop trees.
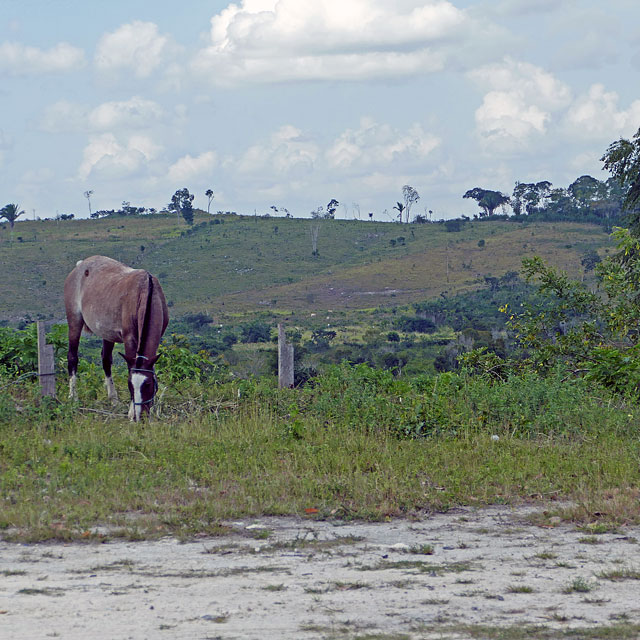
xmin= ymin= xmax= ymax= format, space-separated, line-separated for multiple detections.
xmin=460 ymin=173 xmax=631 ymax=229
xmin=91 ymin=201 xmax=156 ymax=219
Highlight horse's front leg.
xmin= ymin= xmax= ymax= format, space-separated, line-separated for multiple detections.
xmin=122 ymin=335 xmax=138 ymax=421
xmin=67 ymin=321 xmax=82 ymax=400
xmin=101 ymin=340 xmax=118 ymax=404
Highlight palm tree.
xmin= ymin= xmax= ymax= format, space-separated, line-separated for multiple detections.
xmin=205 ymin=189 xmax=214 ymax=214
xmin=83 ymin=190 xmax=94 ymax=217
xmin=393 ymin=201 xmax=405 ymax=222
xmin=1 ymin=203 xmax=24 ymax=230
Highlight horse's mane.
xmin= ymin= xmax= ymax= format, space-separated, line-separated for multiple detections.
xmin=137 ymin=272 xmax=154 ymax=360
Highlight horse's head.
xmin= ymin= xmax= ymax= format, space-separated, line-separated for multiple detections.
xmin=121 ymin=353 xmax=160 ymax=421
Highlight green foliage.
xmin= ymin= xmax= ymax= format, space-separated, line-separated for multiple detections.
xmin=0 ymin=203 xmax=24 ymax=229
xmin=463 ymin=188 xmax=510 ymax=217
xmin=264 ymin=361 xmax=606 ymax=440
xmin=304 ymin=328 xmax=336 ymax=353
xmin=168 ymin=188 xmax=195 ymax=225
xmin=480 ymin=227 xmax=640 ymax=396
xmin=0 ymin=323 xmax=67 ymax=376
xmin=601 ymin=126 xmax=640 ymax=223
xmin=444 ymin=219 xmax=464 ymax=232
xmin=156 ymin=333 xmax=222 ymax=384
xmin=395 ymin=315 xmax=437 ymax=333
xmin=239 ymin=320 xmax=271 ymax=343
xmin=182 ymin=312 xmax=214 ymax=328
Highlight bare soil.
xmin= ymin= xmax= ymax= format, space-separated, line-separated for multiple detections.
xmin=2 ymin=505 xmax=640 ymax=639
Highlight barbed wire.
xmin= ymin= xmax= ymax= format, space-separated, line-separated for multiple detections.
xmin=0 ymin=371 xmax=40 ymax=391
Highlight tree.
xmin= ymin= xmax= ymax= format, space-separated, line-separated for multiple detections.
xmin=311 ymin=200 xmax=339 ymax=220
xmin=567 ymin=175 xmax=607 ymax=210
xmin=392 ymin=201 xmax=405 ymax=222
xmin=168 ymin=188 xmax=194 ymax=225
xmin=326 ymin=198 xmax=339 ymax=219
xmin=205 ymin=189 xmax=214 ymax=214
xmin=1 ymin=203 xmax=24 ymax=230
xmin=602 ymin=127 xmax=640 ymax=232
xmin=511 ymin=181 xmax=552 ymax=215
xmin=83 ymin=190 xmax=94 ymax=217
xmin=463 ymin=188 xmax=510 ymax=217
xmin=401 ymin=185 xmax=420 ymax=223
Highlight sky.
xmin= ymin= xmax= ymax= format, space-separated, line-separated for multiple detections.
xmin=1 ymin=0 xmax=640 ymax=221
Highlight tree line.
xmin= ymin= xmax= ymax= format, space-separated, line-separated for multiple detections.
xmin=461 ymin=173 xmax=630 ymax=228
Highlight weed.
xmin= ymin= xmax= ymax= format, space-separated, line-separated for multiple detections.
xmin=407 ymin=544 xmax=434 ymax=555
xmin=562 ymin=577 xmax=596 ymax=593
xmin=1 ymin=569 xmax=27 ymax=576
xmin=17 ymin=587 xmax=65 ymax=597
xmin=262 ymin=584 xmax=287 ymax=592
xmin=598 ymin=567 xmax=640 ymax=581
xmin=507 ymin=584 xmax=536 ymax=593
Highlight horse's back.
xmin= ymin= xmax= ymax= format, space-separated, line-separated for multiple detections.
xmin=64 ymin=256 xmax=144 ymax=342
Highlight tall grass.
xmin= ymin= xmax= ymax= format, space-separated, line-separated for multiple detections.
xmin=2 ymin=364 xmax=640 ymax=540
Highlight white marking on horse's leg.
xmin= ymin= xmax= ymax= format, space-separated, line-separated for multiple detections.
xmin=69 ymin=374 xmax=77 ymax=400
xmin=105 ymin=376 xmax=118 ymax=404
xmin=131 ymin=372 xmax=145 ymax=422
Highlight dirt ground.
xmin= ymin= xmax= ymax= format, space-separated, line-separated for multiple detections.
xmin=2 ymin=504 xmax=640 ymax=639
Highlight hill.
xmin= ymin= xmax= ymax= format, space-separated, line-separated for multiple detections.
xmin=0 ymin=212 xmax=610 ymax=326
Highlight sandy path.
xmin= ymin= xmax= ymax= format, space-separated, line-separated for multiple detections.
xmin=1 ymin=505 xmax=640 ymax=639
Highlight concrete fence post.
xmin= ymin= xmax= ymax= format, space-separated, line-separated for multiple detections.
xmin=278 ymin=323 xmax=294 ymax=389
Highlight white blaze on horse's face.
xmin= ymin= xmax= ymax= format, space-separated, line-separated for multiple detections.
xmin=130 ymin=372 xmax=146 ymax=422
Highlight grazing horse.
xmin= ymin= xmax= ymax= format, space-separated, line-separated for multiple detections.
xmin=64 ymin=255 xmax=169 ymax=421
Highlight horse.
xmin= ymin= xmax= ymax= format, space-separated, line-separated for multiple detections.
xmin=64 ymin=255 xmax=169 ymax=421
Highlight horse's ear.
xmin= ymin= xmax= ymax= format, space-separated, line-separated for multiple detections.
xmin=119 ymin=352 xmax=135 ymax=367
xmin=147 ymin=354 xmax=161 ymax=367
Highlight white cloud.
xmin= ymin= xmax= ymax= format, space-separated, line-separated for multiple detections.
xmin=326 ymin=117 xmax=440 ymax=171
xmin=95 ymin=21 xmax=174 ymax=77
xmin=78 ymin=133 xmax=162 ymax=179
xmin=168 ymin=152 xmax=217 ymax=183
xmin=88 ymin=97 xmax=165 ymax=131
xmin=564 ymin=84 xmax=640 ymax=140
xmin=41 ymin=97 xmax=165 ymax=134
xmin=235 ymin=125 xmax=320 ymax=178
xmin=0 ymin=41 xmax=85 ymax=75
xmin=469 ymin=58 xmax=572 ymax=150
xmin=193 ymin=0 xmax=470 ymax=83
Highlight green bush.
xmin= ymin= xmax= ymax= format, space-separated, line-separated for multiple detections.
xmin=0 ymin=323 xmax=67 ymax=377
xmin=239 ymin=320 xmax=271 ymax=343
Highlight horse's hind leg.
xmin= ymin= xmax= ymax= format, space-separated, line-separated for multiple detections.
xmin=102 ymin=340 xmax=118 ymax=404
xmin=67 ymin=318 xmax=82 ymax=400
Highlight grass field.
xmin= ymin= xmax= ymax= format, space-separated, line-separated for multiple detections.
xmin=0 ymin=212 xmax=610 ymax=323
xmin=1 ymin=365 xmax=639 ymax=542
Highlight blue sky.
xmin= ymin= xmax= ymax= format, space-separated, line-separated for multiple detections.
xmin=1 ymin=0 xmax=639 ymax=221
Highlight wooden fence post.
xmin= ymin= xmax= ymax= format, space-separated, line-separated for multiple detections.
xmin=37 ymin=321 xmax=56 ymax=398
xmin=278 ymin=323 xmax=294 ymax=389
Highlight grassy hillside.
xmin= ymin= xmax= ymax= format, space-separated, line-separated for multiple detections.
xmin=0 ymin=212 xmax=611 ymax=325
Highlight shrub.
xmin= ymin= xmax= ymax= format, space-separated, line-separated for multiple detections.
xmin=395 ymin=316 xmax=437 ymax=334
xmin=239 ymin=320 xmax=272 ymax=343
